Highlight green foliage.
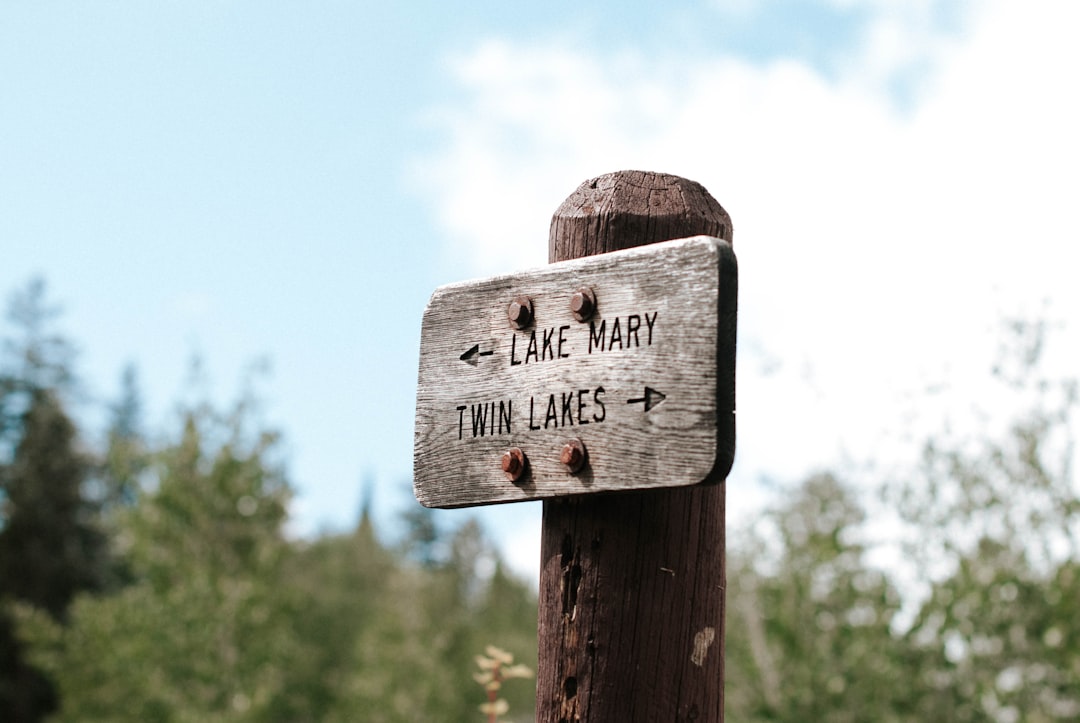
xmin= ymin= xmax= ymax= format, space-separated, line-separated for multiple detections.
xmin=17 ymin=391 xmax=297 ymax=722
xmin=891 ymin=317 xmax=1078 ymax=571
xmin=726 ymin=475 xmax=906 ymax=722
xmin=97 ymin=365 xmax=148 ymax=515
xmin=0 ymin=281 xmax=102 ymax=723
xmin=311 ymin=520 xmax=537 ymax=723
xmin=891 ymin=318 xmax=1080 ymax=721
xmin=0 ymin=278 xmax=542 ymax=722
xmin=902 ymin=542 xmax=1080 ymax=721
xmin=126 ymin=402 xmax=290 ymax=590
xmin=0 ymin=389 xmax=106 ymax=618
xmin=11 ymin=277 xmax=1078 ymax=722
xmin=0 ymin=279 xmax=76 ymax=404
xmin=726 ymin=318 xmax=1080 ymax=722
xmin=12 ymin=384 xmax=538 ymax=722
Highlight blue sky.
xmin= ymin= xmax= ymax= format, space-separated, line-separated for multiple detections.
xmin=3 ymin=1 xmax=1078 ymax=580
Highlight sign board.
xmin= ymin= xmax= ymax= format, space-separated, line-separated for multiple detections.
xmin=414 ymin=235 xmax=737 ymax=508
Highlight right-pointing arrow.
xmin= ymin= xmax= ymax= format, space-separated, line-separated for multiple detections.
xmin=627 ymin=386 xmax=666 ymax=412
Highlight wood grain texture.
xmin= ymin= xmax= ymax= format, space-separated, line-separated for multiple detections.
xmin=414 ymin=236 xmax=736 ymax=508
xmin=538 ymin=170 xmax=733 ymax=723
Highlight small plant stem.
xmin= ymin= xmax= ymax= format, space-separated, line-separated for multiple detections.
xmin=487 ymin=663 xmax=502 ymax=723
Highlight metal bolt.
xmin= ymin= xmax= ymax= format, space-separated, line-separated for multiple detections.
xmin=569 ymin=287 xmax=596 ymax=322
xmin=560 ymin=438 xmax=588 ymax=474
xmin=501 ymin=447 xmax=528 ymax=483
xmin=507 ymin=296 xmax=533 ymax=329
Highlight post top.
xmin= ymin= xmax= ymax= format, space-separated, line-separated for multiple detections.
xmin=549 ymin=170 xmax=733 ymax=263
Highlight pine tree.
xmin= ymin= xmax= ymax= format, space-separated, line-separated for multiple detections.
xmin=0 ymin=388 xmax=104 ymax=617
xmin=99 ymin=365 xmax=146 ymax=514
xmin=0 ymin=280 xmax=103 ymax=722
xmin=16 ymin=387 xmax=298 ymax=722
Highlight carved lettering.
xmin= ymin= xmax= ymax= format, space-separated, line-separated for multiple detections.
xmin=589 ymin=319 xmax=606 ymax=353
xmin=515 ymin=326 xmax=573 ymax=364
xmin=471 ymin=403 xmax=489 ymax=437
xmin=557 ymin=325 xmax=570 ymax=359
xmin=593 ymin=387 xmax=606 ymax=422
xmin=587 ymin=313 xmax=659 ymax=354
xmin=645 ymin=311 xmax=658 ymax=344
xmin=561 ymin=392 xmax=574 ymax=427
xmin=577 ymin=389 xmax=589 ymax=425
xmin=456 ymin=312 xmax=657 ymax=440
xmin=458 ymin=388 xmax=609 ymax=440
xmin=525 ymin=332 xmax=539 ymax=363
xmin=541 ymin=327 xmax=555 ymax=360
xmin=627 ymin=314 xmax=640 ymax=347
xmin=609 ymin=317 xmax=623 ymax=349
xmin=498 ymin=400 xmax=512 ymax=434
xmin=458 ymin=400 xmax=514 ymax=439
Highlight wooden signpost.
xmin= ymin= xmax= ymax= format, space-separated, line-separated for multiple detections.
xmin=414 ymin=170 xmax=736 ymax=721
xmin=414 ymin=236 xmax=736 ymax=508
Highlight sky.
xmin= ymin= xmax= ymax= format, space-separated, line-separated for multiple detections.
xmin=2 ymin=0 xmax=1078 ymax=582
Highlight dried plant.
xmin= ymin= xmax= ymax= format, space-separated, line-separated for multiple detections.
xmin=473 ymin=645 xmax=533 ymax=722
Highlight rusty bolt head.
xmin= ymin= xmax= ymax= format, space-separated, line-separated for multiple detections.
xmin=507 ymin=296 xmax=533 ymax=329
xmin=560 ymin=438 xmax=588 ymax=474
xmin=501 ymin=447 xmax=528 ymax=483
xmin=569 ymin=287 xmax=596 ymax=322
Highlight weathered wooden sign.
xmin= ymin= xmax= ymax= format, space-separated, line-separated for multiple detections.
xmin=414 ymin=235 xmax=737 ymax=508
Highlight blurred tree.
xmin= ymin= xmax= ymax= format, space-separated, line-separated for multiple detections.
xmin=18 ymin=390 xmax=295 ymax=722
xmin=321 ymin=518 xmax=536 ymax=723
xmin=400 ymin=503 xmax=442 ymax=569
xmin=291 ymin=512 xmax=535 ymax=721
xmin=0 ymin=388 xmax=105 ymax=617
xmin=725 ymin=317 xmax=1079 ymax=721
xmin=268 ymin=516 xmax=398 ymax=721
xmin=902 ymin=541 xmax=1080 ymax=721
xmin=8 ymin=276 xmax=1075 ymax=722
xmin=83 ymin=364 xmax=150 ymax=592
xmin=434 ymin=520 xmax=534 ymax=723
xmin=892 ymin=317 xmax=1078 ymax=577
xmin=1 ymin=279 xmax=542 ymax=722
xmin=0 ymin=611 xmax=55 ymax=723
xmin=16 ymin=379 xmax=539 ymax=721
xmin=127 ymin=405 xmax=289 ymax=589
xmin=97 ymin=365 xmax=147 ymax=515
xmin=725 ymin=474 xmax=905 ymax=722
xmin=0 ymin=279 xmax=75 ymax=417
xmin=0 ymin=280 xmax=102 ymax=723
xmin=893 ymin=317 xmax=1080 ymax=720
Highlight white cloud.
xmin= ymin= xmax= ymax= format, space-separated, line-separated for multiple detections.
xmin=413 ymin=0 xmax=1080 ymax=577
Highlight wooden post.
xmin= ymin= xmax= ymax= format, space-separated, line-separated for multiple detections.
xmin=537 ymin=170 xmax=733 ymax=722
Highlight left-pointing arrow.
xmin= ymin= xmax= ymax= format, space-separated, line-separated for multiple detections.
xmin=460 ymin=344 xmax=495 ymax=366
